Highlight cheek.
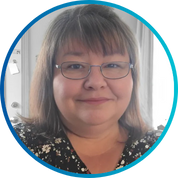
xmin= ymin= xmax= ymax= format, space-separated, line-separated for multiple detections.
xmin=53 ymin=75 xmax=81 ymax=106
xmin=53 ymin=76 xmax=72 ymax=102
xmin=111 ymin=74 xmax=133 ymax=101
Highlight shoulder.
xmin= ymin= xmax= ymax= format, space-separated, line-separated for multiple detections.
xmin=139 ymin=129 xmax=162 ymax=147
xmin=127 ymin=130 xmax=162 ymax=157
xmin=118 ymin=130 xmax=162 ymax=167
xmin=14 ymin=123 xmax=50 ymax=147
xmin=13 ymin=123 xmax=66 ymax=165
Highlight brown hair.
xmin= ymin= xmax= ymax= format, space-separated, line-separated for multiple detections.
xmin=26 ymin=4 xmax=149 ymax=141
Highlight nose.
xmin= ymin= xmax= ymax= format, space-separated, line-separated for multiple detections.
xmin=83 ymin=66 xmax=107 ymax=90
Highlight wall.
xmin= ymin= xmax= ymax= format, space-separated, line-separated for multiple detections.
xmin=5 ymin=40 xmax=22 ymax=121
xmin=152 ymin=35 xmax=174 ymax=128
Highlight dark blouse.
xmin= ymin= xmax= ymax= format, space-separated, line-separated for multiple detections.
xmin=14 ymin=123 xmax=161 ymax=174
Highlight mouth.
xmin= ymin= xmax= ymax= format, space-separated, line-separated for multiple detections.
xmin=77 ymin=98 xmax=111 ymax=105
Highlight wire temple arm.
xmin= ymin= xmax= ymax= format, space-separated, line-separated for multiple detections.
xmin=130 ymin=64 xmax=134 ymax=68
xmin=55 ymin=64 xmax=61 ymax=69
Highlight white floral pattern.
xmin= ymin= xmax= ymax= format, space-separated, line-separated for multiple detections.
xmin=42 ymin=145 xmax=51 ymax=153
xmin=55 ymin=138 xmax=62 ymax=144
xmin=14 ymin=123 xmax=161 ymax=174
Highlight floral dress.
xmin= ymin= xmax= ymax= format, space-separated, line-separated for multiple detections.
xmin=13 ymin=123 xmax=162 ymax=174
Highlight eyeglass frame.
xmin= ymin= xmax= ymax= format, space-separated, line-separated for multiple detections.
xmin=55 ymin=61 xmax=134 ymax=80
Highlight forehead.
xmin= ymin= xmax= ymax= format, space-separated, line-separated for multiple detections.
xmin=57 ymin=38 xmax=127 ymax=59
xmin=61 ymin=40 xmax=89 ymax=55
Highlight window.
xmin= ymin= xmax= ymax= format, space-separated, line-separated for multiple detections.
xmin=152 ymin=35 xmax=174 ymax=129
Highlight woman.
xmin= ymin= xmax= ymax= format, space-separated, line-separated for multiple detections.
xmin=14 ymin=4 xmax=161 ymax=174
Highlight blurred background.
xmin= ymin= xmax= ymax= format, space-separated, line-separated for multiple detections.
xmin=4 ymin=5 xmax=174 ymax=129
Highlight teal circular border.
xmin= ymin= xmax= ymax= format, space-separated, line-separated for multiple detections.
xmin=0 ymin=0 xmax=177 ymax=177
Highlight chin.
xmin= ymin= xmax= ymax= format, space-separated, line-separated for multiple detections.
xmin=80 ymin=113 xmax=117 ymax=126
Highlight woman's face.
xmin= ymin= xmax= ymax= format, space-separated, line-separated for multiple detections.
xmin=53 ymin=44 xmax=133 ymax=130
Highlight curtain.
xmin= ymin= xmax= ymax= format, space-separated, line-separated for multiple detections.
xmin=136 ymin=20 xmax=154 ymax=127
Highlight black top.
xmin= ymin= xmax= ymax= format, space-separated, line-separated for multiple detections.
xmin=14 ymin=123 xmax=161 ymax=174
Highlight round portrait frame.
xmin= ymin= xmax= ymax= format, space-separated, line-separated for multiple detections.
xmin=0 ymin=0 xmax=178 ymax=177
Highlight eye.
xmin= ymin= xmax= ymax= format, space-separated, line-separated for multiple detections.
xmin=67 ymin=63 xmax=84 ymax=69
xmin=105 ymin=63 xmax=122 ymax=68
xmin=71 ymin=64 xmax=82 ymax=69
xmin=108 ymin=64 xmax=118 ymax=68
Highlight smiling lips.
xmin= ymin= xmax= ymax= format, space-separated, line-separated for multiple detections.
xmin=77 ymin=97 xmax=111 ymax=105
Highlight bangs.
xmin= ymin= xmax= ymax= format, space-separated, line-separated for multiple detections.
xmin=59 ymin=13 xmax=126 ymax=56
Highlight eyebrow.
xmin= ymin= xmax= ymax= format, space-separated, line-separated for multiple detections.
xmin=103 ymin=50 xmax=125 ymax=57
xmin=63 ymin=51 xmax=85 ymax=57
xmin=62 ymin=49 xmax=125 ymax=58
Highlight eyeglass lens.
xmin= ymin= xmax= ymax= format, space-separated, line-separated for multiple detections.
xmin=61 ymin=61 xmax=131 ymax=79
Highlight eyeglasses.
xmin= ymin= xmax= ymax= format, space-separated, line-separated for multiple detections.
xmin=55 ymin=61 xmax=133 ymax=80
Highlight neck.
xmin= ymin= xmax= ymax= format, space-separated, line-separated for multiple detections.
xmin=61 ymin=114 xmax=125 ymax=139
xmin=64 ymin=122 xmax=128 ymax=156
xmin=66 ymin=123 xmax=121 ymax=139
